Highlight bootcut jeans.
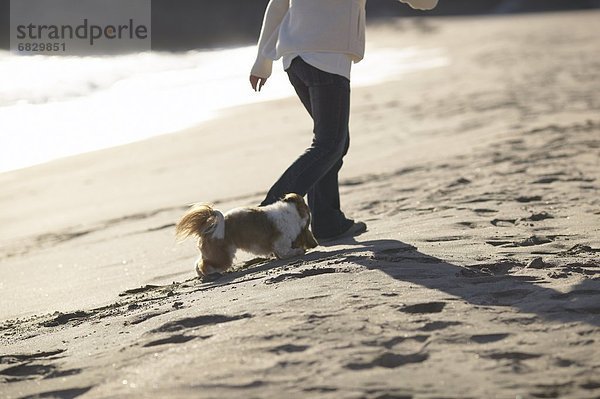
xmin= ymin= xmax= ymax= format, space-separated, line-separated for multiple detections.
xmin=260 ymin=56 xmax=353 ymax=238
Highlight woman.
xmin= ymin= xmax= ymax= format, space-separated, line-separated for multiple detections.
xmin=250 ymin=0 xmax=439 ymax=241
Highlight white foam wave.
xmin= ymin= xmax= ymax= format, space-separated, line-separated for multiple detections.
xmin=0 ymin=46 xmax=448 ymax=173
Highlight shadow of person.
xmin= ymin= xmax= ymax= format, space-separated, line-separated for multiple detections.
xmin=215 ymin=237 xmax=600 ymax=327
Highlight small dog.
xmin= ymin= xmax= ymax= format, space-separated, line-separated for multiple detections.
xmin=176 ymin=193 xmax=318 ymax=277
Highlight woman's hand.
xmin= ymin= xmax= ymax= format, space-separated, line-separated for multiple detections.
xmin=250 ymin=75 xmax=268 ymax=92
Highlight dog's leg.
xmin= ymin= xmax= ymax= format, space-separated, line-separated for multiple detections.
xmin=292 ymin=228 xmax=319 ymax=250
xmin=195 ymin=258 xmax=223 ymax=277
xmin=274 ymin=239 xmax=305 ymax=259
xmin=195 ymin=258 xmax=203 ymax=277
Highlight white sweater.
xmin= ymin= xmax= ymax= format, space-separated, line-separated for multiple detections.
xmin=251 ymin=0 xmax=439 ymax=79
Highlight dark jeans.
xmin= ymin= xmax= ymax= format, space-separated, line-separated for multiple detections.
xmin=260 ymin=56 xmax=353 ymax=238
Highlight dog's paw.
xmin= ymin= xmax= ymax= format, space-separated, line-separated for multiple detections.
xmin=276 ymin=247 xmax=306 ymax=259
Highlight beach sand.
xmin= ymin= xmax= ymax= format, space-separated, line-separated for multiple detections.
xmin=1 ymin=10 xmax=599 ymax=399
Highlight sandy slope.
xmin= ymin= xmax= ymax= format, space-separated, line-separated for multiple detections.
xmin=1 ymin=11 xmax=599 ymax=399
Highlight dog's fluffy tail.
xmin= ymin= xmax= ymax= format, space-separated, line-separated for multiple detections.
xmin=176 ymin=204 xmax=224 ymax=241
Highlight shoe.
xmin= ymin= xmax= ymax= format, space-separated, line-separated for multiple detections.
xmin=316 ymin=221 xmax=367 ymax=243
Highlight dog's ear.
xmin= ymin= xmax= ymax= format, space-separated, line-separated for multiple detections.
xmin=282 ymin=193 xmax=310 ymax=220
xmin=282 ymin=193 xmax=302 ymax=203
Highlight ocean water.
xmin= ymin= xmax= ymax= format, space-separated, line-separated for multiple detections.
xmin=0 ymin=46 xmax=447 ymax=173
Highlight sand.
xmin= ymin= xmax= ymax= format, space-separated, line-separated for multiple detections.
xmin=1 ymin=10 xmax=600 ymax=399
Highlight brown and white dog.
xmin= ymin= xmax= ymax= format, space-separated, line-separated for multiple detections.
xmin=176 ymin=193 xmax=318 ymax=277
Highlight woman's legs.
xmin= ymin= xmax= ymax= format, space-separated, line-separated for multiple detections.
xmin=260 ymin=57 xmax=353 ymax=238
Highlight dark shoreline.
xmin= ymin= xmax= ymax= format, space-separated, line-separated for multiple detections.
xmin=1 ymin=0 xmax=599 ymax=52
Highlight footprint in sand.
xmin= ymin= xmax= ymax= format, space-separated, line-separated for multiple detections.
xmin=264 ymin=267 xmax=342 ymax=285
xmin=422 ymin=236 xmax=466 ymax=243
xmin=484 ymin=351 xmax=542 ymax=361
xmin=562 ymin=244 xmax=600 ymax=255
xmin=486 ymin=235 xmax=553 ymax=248
xmin=495 ymin=316 xmax=538 ymax=326
xmin=373 ymin=248 xmax=441 ymax=264
xmin=521 ymin=211 xmax=554 ymax=222
xmin=447 ymin=177 xmax=472 ymax=188
xmin=488 ymin=289 xmax=533 ymax=306
xmin=399 ymin=301 xmax=446 ymax=314
xmin=269 ymin=344 xmax=310 ymax=354
xmin=1 ymin=363 xmax=57 ymax=381
xmin=17 ymin=387 xmax=93 ymax=399
xmin=419 ymin=321 xmax=462 ymax=332
xmin=345 ymin=351 xmax=429 ymax=370
xmin=470 ymin=333 xmax=510 ymax=344
xmin=362 ymin=335 xmax=429 ymax=349
xmin=462 ymin=260 xmax=519 ymax=276
xmin=379 ymin=246 xmax=417 ymax=255
xmin=119 ymin=284 xmax=162 ymax=296
xmin=515 ymin=195 xmax=542 ymax=203
xmin=550 ymin=289 xmax=600 ymax=300
xmin=0 ymin=350 xmax=65 ymax=364
xmin=42 ymin=311 xmax=94 ymax=327
xmin=473 ymin=208 xmax=498 ymax=215
xmin=532 ymin=176 xmax=561 ymax=184
xmin=0 ymin=349 xmax=81 ymax=383
xmin=149 ymin=313 xmax=251 ymax=334
xmin=581 ymin=381 xmax=600 ymax=391
xmin=140 ymin=313 xmax=251 ymax=348
xmin=457 ymin=221 xmax=478 ymax=229
xmin=1 ymin=365 xmax=82 ymax=382
xmin=553 ymin=357 xmax=578 ymax=368
xmin=125 ymin=310 xmax=170 ymax=326
xmin=491 ymin=218 xmax=517 ymax=227
xmin=515 ymin=235 xmax=554 ymax=246
xmin=143 ymin=334 xmax=198 ymax=348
